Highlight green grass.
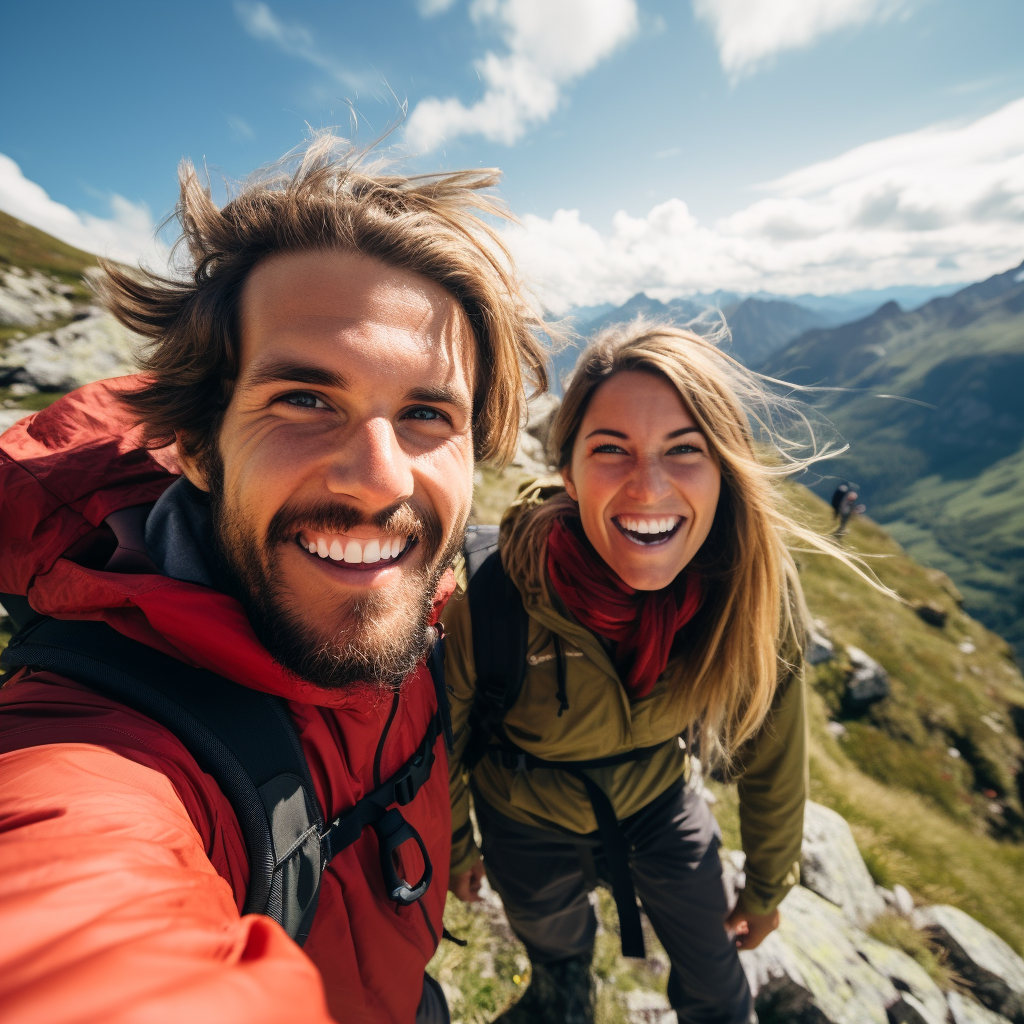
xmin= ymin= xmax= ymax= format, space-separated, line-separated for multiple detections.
xmin=866 ymin=912 xmax=962 ymax=990
xmin=0 ymin=209 xmax=97 ymax=299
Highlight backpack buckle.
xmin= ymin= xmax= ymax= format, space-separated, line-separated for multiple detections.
xmin=371 ymin=808 xmax=433 ymax=905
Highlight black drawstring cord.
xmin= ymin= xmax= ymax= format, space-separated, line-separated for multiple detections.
xmin=553 ymin=635 xmax=569 ymax=717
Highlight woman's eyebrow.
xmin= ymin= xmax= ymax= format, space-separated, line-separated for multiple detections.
xmin=666 ymin=427 xmax=704 ymax=439
xmin=584 ymin=428 xmax=628 ymax=440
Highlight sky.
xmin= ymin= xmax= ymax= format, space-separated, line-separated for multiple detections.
xmin=1 ymin=0 xmax=1022 ymax=312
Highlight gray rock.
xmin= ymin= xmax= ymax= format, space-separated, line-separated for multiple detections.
xmin=801 ymin=801 xmax=886 ymax=928
xmin=947 ymin=990 xmax=1014 ymax=1024
xmin=858 ymin=935 xmax=950 ymax=1024
xmin=0 ymin=310 xmax=141 ymax=390
xmin=0 ymin=268 xmax=74 ymax=326
xmin=914 ymin=905 xmax=1024 ymax=1022
xmin=741 ymin=885 xmax=904 ymax=1024
xmin=806 ymin=630 xmax=836 ymax=665
xmin=844 ymin=645 xmax=891 ymax=710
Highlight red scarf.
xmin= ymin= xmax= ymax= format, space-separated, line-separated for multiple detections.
xmin=546 ymin=516 xmax=702 ymax=701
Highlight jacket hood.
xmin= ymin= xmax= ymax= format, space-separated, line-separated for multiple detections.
xmin=0 ymin=377 xmax=454 ymax=709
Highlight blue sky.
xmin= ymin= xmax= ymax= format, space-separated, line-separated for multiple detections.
xmin=1 ymin=0 xmax=1022 ymax=310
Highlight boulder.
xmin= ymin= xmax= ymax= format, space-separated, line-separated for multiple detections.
xmin=0 ymin=310 xmax=140 ymax=390
xmin=913 ymin=905 xmax=1024 ymax=1022
xmin=844 ymin=646 xmax=891 ymax=711
xmin=801 ymin=801 xmax=886 ymax=928
xmin=947 ymin=990 xmax=1015 ymax=1024
xmin=740 ymin=885 xmax=929 ymax=1024
xmin=806 ymin=630 xmax=836 ymax=665
xmin=916 ymin=603 xmax=948 ymax=628
xmin=858 ymin=935 xmax=950 ymax=1024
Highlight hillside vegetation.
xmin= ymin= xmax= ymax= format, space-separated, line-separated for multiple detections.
xmin=761 ymin=262 xmax=1024 ymax=659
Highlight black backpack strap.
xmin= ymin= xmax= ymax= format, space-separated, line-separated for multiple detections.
xmin=463 ymin=540 xmax=530 ymax=772
xmin=1 ymin=617 xmax=448 ymax=938
xmin=1 ymin=617 xmax=325 ymax=944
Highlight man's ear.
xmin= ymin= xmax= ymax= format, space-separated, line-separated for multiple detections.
xmin=560 ymin=465 xmax=578 ymax=502
xmin=176 ymin=440 xmax=210 ymax=492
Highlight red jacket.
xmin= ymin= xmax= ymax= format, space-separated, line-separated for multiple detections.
xmin=0 ymin=379 xmax=452 ymax=1024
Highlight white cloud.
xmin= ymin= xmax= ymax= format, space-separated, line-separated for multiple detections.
xmin=693 ymin=0 xmax=908 ymax=80
xmin=418 ymin=0 xmax=458 ymax=14
xmin=504 ymin=96 xmax=1024 ymax=312
xmin=405 ymin=0 xmax=638 ymax=151
xmin=235 ymin=1 xmax=366 ymax=91
xmin=0 ymin=153 xmax=166 ymax=271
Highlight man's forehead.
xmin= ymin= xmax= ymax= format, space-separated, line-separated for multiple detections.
xmin=238 ymin=250 xmax=477 ymax=385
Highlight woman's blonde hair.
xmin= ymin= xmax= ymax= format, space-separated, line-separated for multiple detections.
xmin=504 ymin=319 xmax=877 ymax=768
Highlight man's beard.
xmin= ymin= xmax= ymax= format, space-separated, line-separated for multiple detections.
xmin=205 ymin=459 xmax=463 ymax=691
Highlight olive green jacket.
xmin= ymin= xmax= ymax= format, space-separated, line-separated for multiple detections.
xmin=444 ymin=490 xmax=808 ymax=916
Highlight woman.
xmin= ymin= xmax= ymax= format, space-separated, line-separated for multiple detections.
xmin=444 ymin=323 xmax=840 ymax=1024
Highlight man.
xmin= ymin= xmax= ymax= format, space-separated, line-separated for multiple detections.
xmin=0 ymin=137 xmax=546 ymax=1023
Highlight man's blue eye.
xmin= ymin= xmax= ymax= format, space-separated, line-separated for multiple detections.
xmin=283 ymin=392 xmax=323 ymax=409
xmin=406 ymin=407 xmax=442 ymax=421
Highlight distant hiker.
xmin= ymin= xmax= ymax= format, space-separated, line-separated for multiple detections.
xmin=444 ymin=323 xmax=843 ymax=1024
xmin=835 ymin=490 xmax=863 ymax=537
xmin=0 ymin=136 xmax=547 ymax=1024
xmin=831 ymin=481 xmax=851 ymax=517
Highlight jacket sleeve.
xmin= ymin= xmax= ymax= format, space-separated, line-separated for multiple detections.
xmin=441 ymin=591 xmax=482 ymax=876
xmin=733 ymin=663 xmax=809 ymax=916
xmin=0 ymin=743 xmax=334 ymax=1024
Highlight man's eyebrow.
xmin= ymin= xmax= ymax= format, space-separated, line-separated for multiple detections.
xmin=406 ymin=385 xmax=472 ymax=415
xmin=241 ymin=361 xmax=349 ymax=391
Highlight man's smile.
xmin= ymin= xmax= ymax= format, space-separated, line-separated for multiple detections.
xmin=295 ymin=529 xmax=419 ymax=573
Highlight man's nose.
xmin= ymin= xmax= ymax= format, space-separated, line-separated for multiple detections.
xmin=324 ymin=416 xmax=414 ymax=510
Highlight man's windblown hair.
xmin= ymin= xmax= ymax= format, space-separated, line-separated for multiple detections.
xmin=101 ymin=132 xmax=549 ymax=473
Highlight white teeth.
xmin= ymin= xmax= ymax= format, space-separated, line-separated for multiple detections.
xmin=344 ymin=540 xmax=362 ymax=563
xmin=636 ymin=520 xmax=650 ymax=534
xmin=308 ymin=541 xmax=317 ymax=553
xmin=317 ymin=537 xmax=329 ymax=558
xmin=329 ymin=538 xmax=344 ymax=561
xmin=362 ymin=538 xmax=380 ymax=563
xmin=380 ymin=537 xmax=392 ymax=560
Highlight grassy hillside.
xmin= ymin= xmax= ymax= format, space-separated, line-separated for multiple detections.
xmin=761 ymin=261 xmax=1024 ymax=658
xmin=0 ymin=209 xmax=97 ymax=299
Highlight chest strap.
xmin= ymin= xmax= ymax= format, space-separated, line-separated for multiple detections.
xmin=487 ymin=737 xmax=676 ymax=959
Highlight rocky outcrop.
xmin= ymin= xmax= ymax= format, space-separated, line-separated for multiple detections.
xmin=801 ymin=801 xmax=886 ymax=927
xmin=844 ymin=645 xmax=891 ymax=710
xmin=512 ymin=392 xmax=560 ymax=475
xmin=914 ymin=905 xmax=1024 ymax=1022
xmin=0 ymin=267 xmax=75 ymax=326
xmin=740 ymin=885 xmax=947 ymax=1024
xmin=0 ymin=309 xmax=141 ymax=391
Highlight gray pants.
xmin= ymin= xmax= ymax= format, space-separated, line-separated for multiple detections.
xmin=416 ymin=972 xmax=450 ymax=1023
xmin=476 ymin=782 xmax=754 ymax=1024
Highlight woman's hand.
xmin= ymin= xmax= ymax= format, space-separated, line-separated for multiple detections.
xmin=449 ymin=856 xmax=486 ymax=903
xmin=725 ymin=903 xmax=780 ymax=950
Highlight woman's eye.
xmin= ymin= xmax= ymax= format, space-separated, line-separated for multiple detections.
xmin=668 ymin=443 xmax=702 ymax=455
xmin=593 ymin=444 xmax=627 ymax=455
xmin=279 ymin=391 xmax=328 ymax=410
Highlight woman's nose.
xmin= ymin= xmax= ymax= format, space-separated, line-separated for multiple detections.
xmin=624 ymin=456 xmax=670 ymax=502
xmin=324 ymin=417 xmax=414 ymax=511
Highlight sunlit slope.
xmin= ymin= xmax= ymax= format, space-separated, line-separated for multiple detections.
xmin=761 ymin=261 xmax=1024 ymax=657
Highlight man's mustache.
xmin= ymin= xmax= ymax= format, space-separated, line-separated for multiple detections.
xmin=267 ymin=498 xmax=443 ymax=558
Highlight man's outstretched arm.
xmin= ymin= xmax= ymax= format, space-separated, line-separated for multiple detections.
xmin=0 ymin=743 xmax=334 ymax=1024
